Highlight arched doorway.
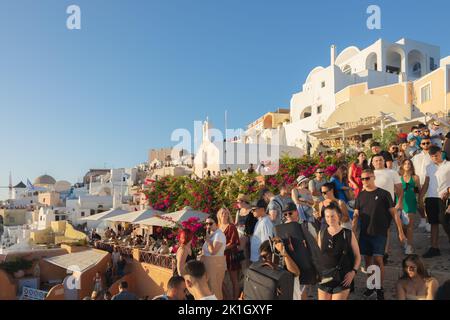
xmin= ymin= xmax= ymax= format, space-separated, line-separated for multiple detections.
xmin=300 ymin=106 xmax=312 ymax=120
xmin=386 ymin=47 xmax=405 ymax=75
xmin=408 ymin=50 xmax=425 ymax=79
xmin=366 ymin=52 xmax=378 ymax=71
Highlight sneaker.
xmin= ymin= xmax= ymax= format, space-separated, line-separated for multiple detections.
xmin=362 ymin=288 xmax=376 ymax=299
xmin=422 ymin=247 xmax=441 ymax=258
xmin=376 ymin=288 xmax=385 ymax=300
xmin=405 ymin=245 xmax=414 ymax=255
xmin=425 ymin=223 xmax=431 ymax=233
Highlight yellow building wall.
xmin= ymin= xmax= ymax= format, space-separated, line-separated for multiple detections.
xmin=30 ymin=228 xmax=54 ymax=244
xmin=271 ymin=113 xmax=290 ymax=127
xmin=51 ymin=221 xmax=67 ymax=234
xmin=335 ymin=83 xmax=367 ymax=106
xmin=370 ymin=83 xmax=407 ymax=107
xmin=130 ymin=261 xmax=172 ymax=298
xmin=447 ymin=93 xmax=450 ymax=112
xmin=38 ymin=192 xmax=61 ymax=207
xmin=64 ymin=224 xmax=88 ymax=242
xmin=413 ymin=69 xmax=446 ymax=115
xmin=0 ymin=209 xmax=27 ymax=226
xmin=51 ymin=221 xmax=88 ymax=245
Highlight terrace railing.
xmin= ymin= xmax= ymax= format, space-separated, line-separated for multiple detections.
xmin=138 ymin=250 xmax=175 ymax=270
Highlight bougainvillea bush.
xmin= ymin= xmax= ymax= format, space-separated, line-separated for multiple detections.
xmin=142 ymin=155 xmax=352 ymax=217
xmin=154 ymin=215 xmax=205 ymax=255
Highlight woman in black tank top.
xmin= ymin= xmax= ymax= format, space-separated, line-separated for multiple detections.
xmin=317 ymin=202 xmax=361 ymax=300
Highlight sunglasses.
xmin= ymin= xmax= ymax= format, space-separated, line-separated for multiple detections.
xmin=421 ymin=142 xmax=431 ymax=146
xmin=413 ymin=131 xmax=420 ymax=134
xmin=205 ymin=222 xmax=214 ymax=226
xmin=316 ymin=171 xmax=324 ymax=174
xmin=361 ymin=176 xmax=373 ymax=181
xmin=283 ymin=211 xmax=294 ymax=216
xmin=321 ymin=190 xmax=330 ymax=195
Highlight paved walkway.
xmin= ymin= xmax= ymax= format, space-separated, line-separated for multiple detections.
xmin=307 ymin=220 xmax=450 ymax=300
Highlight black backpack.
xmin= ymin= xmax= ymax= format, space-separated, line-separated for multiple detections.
xmin=274 ymin=222 xmax=324 ymax=285
xmin=243 ymin=261 xmax=294 ymax=300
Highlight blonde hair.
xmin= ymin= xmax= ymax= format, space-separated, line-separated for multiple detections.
xmin=217 ymin=207 xmax=232 ymax=225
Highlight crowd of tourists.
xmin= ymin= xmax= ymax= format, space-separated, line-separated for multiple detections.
xmin=86 ymin=122 xmax=449 ymax=300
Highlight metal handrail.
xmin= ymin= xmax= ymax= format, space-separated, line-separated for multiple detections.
xmin=138 ymin=249 xmax=175 ymax=270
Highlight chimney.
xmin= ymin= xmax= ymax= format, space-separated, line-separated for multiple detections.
xmin=330 ymin=45 xmax=336 ymax=66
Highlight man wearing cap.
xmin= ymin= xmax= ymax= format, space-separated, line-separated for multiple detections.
xmin=282 ymin=202 xmax=300 ymax=223
xmin=292 ymin=176 xmax=315 ymax=223
xmin=406 ymin=136 xmax=420 ymax=159
xmin=430 ymin=121 xmax=444 ymax=148
xmin=250 ymin=200 xmax=274 ymax=263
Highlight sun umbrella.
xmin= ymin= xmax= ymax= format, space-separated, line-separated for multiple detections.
xmin=138 ymin=206 xmax=209 ymax=227
xmin=81 ymin=208 xmax=129 ymax=221
xmin=105 ymin=208 xmax=164 ymax=223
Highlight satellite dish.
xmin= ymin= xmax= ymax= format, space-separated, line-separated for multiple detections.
xmin=54 ymin=181 xmax=72 ymax=192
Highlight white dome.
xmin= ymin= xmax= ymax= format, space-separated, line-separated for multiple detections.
xmin=54 ymin=180 xmax=72 ymax=192
xmin=335 ymin=46 xmax=360 ymax=66
xmin=305 ymin=66 xmax=325 ymax=83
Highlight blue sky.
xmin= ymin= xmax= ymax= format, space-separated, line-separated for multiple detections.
xmin=1 ymin=0 xmax=450 ymax=199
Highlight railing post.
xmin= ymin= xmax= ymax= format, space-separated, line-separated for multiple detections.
xmin=132 ymin=248 xmax=140 ymax=261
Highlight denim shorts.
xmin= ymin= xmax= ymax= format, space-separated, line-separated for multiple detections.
xmin=318 ymin=283 xmax=351 ymax=295
xmin=359 ymin=233 xmax=387 ymax=257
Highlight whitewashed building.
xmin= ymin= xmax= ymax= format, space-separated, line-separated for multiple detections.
xmin=245 ymin=38 xmax=442 ymax=149
xmin=66 ymin=195 xmax=113 ymax=226
xmin=194 ymin=120 xmax=303 ymax=177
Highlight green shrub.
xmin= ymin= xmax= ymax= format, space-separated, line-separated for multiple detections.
xmin=0 ymin=258 xmax=33 ymax=275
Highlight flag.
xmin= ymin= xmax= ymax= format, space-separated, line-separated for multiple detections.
xmin=26 ymin=179 xmax=35 ymax=191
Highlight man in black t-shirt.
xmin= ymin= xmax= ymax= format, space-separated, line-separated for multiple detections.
xmin=352 ymin=169 xmax=406 ymax=300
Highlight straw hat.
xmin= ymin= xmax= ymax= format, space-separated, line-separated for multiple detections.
xmin=296 ymin=175 xmax=309 ymax=185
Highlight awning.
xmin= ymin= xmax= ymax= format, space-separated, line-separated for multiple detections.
xmin=138 ymin=207 xmax=209 ymax=227
xmin=81 ymin=208 xmax=129 ymax=222
xmin=323 ymin=95 xmax=411 ymax=129
xmin=44 ymin=249 xmax=108 ymax=272
xmin=104 ymin=208 xmax=164 ymax=223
